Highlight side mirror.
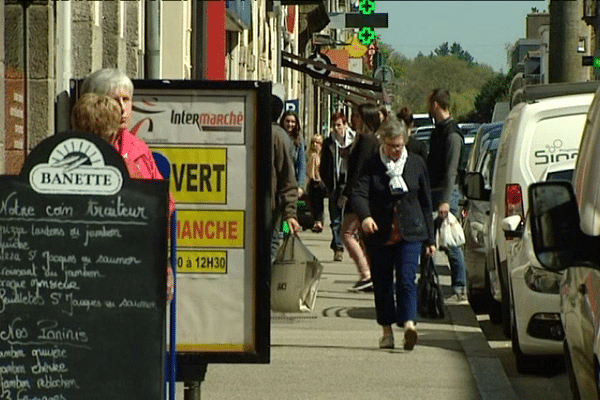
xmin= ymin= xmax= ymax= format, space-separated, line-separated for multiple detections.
xmin=528 ymin=182 xmax=582 ymax=272
xmin=502 ymin=215 xmax=523 ymax=239
xmin=464 ymin=172 xmax=490 ymax=201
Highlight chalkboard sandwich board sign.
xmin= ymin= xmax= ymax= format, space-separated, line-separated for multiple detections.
xmin=0 ymin=131 xmax=169 ymax=399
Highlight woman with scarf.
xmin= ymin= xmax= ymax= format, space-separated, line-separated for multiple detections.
xmin=320 ymin=112 xmax=356 ymax=261
xmin=351 ymin=116 xmax=436 ymax=351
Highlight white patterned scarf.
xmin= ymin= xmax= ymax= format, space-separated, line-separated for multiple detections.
xmin=379 ymin=144 xmax=409 ymax=193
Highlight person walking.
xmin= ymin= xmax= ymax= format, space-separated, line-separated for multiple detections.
xmin=351 ymin=116 xmax=435 ymax=350
xmin=397 ymin=107 xmax=428 ymax=161
xmin=320 ymin=112 xmax=356 ymax=261
xmin=306 ymin=134 xmax=326 ymax=233
xmin=426 ymin=88 xmax=467 ymax=302
xmin=270 ymin=87 xmax=300 ymax=261
xmin=280 ymin=110 xmax=307 ymax=196
xmin=340 ymin=103 xmax=383 ymax=291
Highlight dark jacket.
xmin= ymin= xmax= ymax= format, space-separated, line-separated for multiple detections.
xmin=351 ymin=150 xmax=435 ymax=246
xmin=342 ymin=133 xmax=379 ymax=202
xmin=407 ymin=136 xmax=428 ymax=161
xmin=320 ymin=132 xmax=355 ymax=196
xmin=426 ymin=118 xmax=463 ymax=206
xmin=272 ymin=123 xmax=298 ymax=221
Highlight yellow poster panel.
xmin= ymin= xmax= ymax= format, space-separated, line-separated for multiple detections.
xmin=151 ymin=147 xmax=227 ymax=204
xmin=177 ymin=250 xmax=227 ymax=274
xmin=177 ymin=210 xmax=244 ymax=248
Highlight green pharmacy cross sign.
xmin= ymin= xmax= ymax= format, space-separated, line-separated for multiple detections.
xmin=358 ymin=0 xmax=377 ymax=45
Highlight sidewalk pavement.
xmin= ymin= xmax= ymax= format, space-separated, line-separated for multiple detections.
xmin=177 ymin=228 xmax=518 ymax=400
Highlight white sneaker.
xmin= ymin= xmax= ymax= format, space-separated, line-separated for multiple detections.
xmin=379 ymin=333 xmax=394 ymax=349
xmin=445 ymin=293 xmax=469 ymax=305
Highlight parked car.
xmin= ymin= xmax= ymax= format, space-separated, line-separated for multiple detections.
xmin=462 ymin=136 xmax=501 ymax=311
xmin=413 ymin=113 xmax=434 ymax=129
xmin=465 ymin=82 xmax=597 ymax=337
xmin=464 ymin=122 xmax=503 ymax=175
xmin=529 ymin=82 xmax=600 ymax=398
xmin=412 ymin=125 xmax=435 ymax=154
xmin=502 ymin=160 xmax=574 ymax=373
xmin=458 ymin=122 xmax=480 ymax=133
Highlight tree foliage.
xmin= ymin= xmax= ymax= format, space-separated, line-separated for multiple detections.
xmin=378 ymin=41 xmax=496 ymax=120
xmin=473 ymin=69 xmax=516 ymax=122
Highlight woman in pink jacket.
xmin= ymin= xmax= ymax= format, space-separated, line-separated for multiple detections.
xmin=80 ymin=68 xmax=175 ymax=298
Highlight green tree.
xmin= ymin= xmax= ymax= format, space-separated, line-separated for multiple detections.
xmin=474 ymin=69 xmax=516 ymax=122
xmin=372 ymin=41 xmax=496 ymax=120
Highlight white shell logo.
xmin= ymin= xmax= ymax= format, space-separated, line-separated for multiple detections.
xmin=30 ymin=138 xmax=123 ymax=195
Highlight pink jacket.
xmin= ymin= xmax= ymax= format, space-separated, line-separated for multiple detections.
xmin=113 ymin=129 xmax=176 ymax=216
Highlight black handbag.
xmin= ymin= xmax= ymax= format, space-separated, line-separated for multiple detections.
xmin=417 ymin=253 xmax=445 ymax=319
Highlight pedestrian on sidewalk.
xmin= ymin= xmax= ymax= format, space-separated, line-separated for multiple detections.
xmin=320 ymin=112 xmax=356 ymax=261
xmin=340 ymin=103 xmax=383 ymax=291
xmin=270 ymin=85 xmax=300 ymax=261
xmin=397 ymin=107 xmax=428 ymax=161
xmin=280 ymin=110 xmax=307 ymax=197
xmin=306 ymin=134 xmax=326 ymax=233
xmin=351 ymin=116 xmax=436 ymax=350
xmin=426 ymin=89 xmax=467 ymax=302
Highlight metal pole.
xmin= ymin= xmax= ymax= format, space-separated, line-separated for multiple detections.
xmin=182 ymin=364 xmax=208 ymax=400
xmin=55 ymin=0 xmax=72 ymax=133
xmin=145 ymin=0 xmax=161 ymax=78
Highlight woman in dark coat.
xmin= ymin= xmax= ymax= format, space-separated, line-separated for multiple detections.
xmin=351 ymin=116 xmax=436 ymax=350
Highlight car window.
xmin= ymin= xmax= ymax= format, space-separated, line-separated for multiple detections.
xmin=546 ymin=169 xmax=574 ymax=182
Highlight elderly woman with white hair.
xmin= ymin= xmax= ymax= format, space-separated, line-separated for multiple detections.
xmin=79 ymin=68 xmax=175 ymax=299
xmin=350 ymin=116 xmax=436 ymax=351
xmin=80 ymin=68 xmax=164 ymax=182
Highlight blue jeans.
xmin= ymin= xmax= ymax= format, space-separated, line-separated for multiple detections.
xmin=432 ymin=188 xmax=466 ymax=294
xmin=328 ymin=193 xmax=344 ymax=251
xmin=367 ymin=240 xmax=423 ymax=326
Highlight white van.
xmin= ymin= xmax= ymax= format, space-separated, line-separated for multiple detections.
xmin=528 ymin=83 xmax=600 ymax=398
xmin=465 ymin=82 xmax=597 ymax=338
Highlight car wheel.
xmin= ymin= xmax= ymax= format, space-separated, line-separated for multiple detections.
xmin=511 ymin=292 xmax=537 ymax=374
xmin=564 ymin=341 xmax=582 ymax=400
xmin=499 ymin=254 xmax=511 ymax=338
xmin=485 ymin=269 xmax=502 ymax=324
xmin=596 ymin=360 xmax=600 ymax=400
xmin=467 ymin=284 xmax=489 ymax=314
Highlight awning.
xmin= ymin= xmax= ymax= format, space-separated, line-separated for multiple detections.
xmin=315 ymin=81 xmax=383 ymax=104
xmin=281 ymin=51 xmax=383 ymax=103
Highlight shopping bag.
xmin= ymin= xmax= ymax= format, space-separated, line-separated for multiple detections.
xmin=417 ymin=253 xmax=445 ymax=319
xmin=271 ymin=235 xmax=323 ymax=312
xmin=436 ymin=212 xmax=466 ymax=247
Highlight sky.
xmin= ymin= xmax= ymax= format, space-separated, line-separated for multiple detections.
xmin=375 ymin=0 xmax=549 ymax=72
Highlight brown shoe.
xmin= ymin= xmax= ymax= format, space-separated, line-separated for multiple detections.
xmin=333 ymin=249 xmax=343 ymax=261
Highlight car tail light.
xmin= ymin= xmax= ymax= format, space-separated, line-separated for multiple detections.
xmin=505 ymin=184 xmax=523 ymax=218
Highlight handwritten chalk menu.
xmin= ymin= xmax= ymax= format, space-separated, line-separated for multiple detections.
xmin=0 ymin=131 xmax=169 ymax=399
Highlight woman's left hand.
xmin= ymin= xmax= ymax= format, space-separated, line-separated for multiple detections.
xmin=361 ymin=217 xmax=378 ymax=235
xmin=425 ymin=244 xmax=436 ymax=256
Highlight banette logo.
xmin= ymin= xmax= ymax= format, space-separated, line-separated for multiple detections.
xmin=29 ymin=138 xmax=123 ymax=195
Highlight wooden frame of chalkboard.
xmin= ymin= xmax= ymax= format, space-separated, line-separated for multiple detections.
xmin=70 ymin=80 xmax=273 ymax=373
xmin=0 ymin=131 xmax=169 ymax=399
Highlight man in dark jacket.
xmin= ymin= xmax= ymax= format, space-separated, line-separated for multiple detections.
xmin=426 ymin=88 xmax=467 ymax=302
xmin=271 ymin=85 xmax=300 ymax=261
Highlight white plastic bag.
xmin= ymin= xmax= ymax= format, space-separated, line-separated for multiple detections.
xmin=437 ymin=212 xmax=466 ymax=247
xmin=271 ymin=235 xmax=323 ymax=313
